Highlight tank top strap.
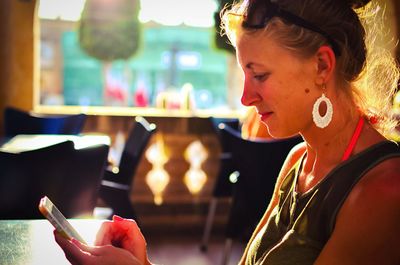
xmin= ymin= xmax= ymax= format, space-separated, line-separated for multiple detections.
xmin=341 ymin=116 xmax=364 ymax=161
xmin=318 ymin=140 xmax=400 ymax=239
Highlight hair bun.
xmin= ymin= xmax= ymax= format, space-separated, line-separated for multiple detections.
xmin=345 ymin=0 xmax=372 ymax=9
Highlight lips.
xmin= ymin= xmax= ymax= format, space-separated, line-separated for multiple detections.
xmin=258 ymin=111 xmax=273 ymax=120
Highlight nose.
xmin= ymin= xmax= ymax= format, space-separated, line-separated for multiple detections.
xmin=241 ymin=77 xmax=257 ymax=107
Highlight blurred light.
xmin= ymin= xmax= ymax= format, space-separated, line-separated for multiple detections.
xmin=177 ymin=52 xmax=201 ymax=69
xmin=39 ymin=0 xmax=218 ymax=27
xmin=38 ymin=0 xmax=86 ymax=21
xmin=139 ymin=0 xmax=217 ymax=27
xmin=145 ymin=134 xmax=170 ymax=205
xmin=183 ymin=140 xmax=208 ymax=195
xmin=394 ymin=90 xmax=400 ymax=110
xmin=229 ymin=171 xmax=240 ymax=183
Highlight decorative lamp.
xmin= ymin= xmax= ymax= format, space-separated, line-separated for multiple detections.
xmin=183 ymin=140 xmax=208 ymax=195
xmin=145 ymin=133 xmax=170 ymax=205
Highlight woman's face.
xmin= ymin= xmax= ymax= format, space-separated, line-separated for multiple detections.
xmin=236 ymin=32 xmax=320 ymax=138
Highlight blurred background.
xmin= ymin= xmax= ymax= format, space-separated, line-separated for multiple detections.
xmin=0 ymin=0 xmax=399 ymax=264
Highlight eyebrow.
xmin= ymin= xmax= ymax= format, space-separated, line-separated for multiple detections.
xmin=246 ymin=62 xmax=265 ymax=70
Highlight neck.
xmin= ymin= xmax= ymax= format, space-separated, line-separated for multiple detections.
xmin=300 ymin=95 xmax=360 ymax=175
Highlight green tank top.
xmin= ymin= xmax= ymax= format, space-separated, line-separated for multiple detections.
xmin=245 ymin=140 xmax=400 ymax=265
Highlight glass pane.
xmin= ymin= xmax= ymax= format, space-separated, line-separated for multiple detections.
xmin=38 ymin=0 xmax=243 ymax=113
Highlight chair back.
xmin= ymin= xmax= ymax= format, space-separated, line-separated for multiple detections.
xmin=4 ymin=107 xmax=87 ymax=137
xmin=209 ymin=117 xmax=240 ymax=197
xmin=60 ymin=144 xmax=110 ymax=217
xmin=0 ymin=140 xmax=109 ymax=219
xmin=113 ymin=116 xmax=157 ymax=186
xmin=210 ymin=117 xmax=240 ymax=135
xmin=219 ymin=123 xmax=303 ymax=240
xmin=98 ymin=117 xmax=156 ymax=219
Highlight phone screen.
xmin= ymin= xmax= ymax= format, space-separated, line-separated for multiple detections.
xmin=38 ymin=196 xmax=87 ymax=244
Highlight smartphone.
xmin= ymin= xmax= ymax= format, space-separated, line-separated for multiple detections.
xmin=38 ymin=196 xmax=87 ymax=244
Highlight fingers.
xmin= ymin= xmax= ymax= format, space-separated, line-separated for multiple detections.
xmin=94 ymin=216 xmax=135 ymax=248
xmin=93 ymin=216 xmax=149 ymax=264
xmin=71 ymin=238 xmax=98 ymax=254
xmin=54 ymin=231 xmax=91 ymax=265
xmin=55 ymin=230 xmax=145 ymax=265
xmin=94 ymin=220 xmax=114 ymax=246
xmin=111 ymin=216 xmax=148 ymax=263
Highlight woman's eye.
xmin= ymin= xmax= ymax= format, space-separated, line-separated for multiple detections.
xmin=254 ymin=73 xmax=268 ymax=81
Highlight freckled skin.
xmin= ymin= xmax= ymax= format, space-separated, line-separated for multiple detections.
xmin=236 ymin=33 xmax=318 ymax=138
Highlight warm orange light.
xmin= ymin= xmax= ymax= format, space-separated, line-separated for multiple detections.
xmin=145 ymin=133 xmax=170 ymax=205
xmin=183 ymin=140 xmax=208 ymax=195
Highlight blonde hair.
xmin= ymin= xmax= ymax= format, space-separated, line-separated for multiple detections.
xmin=353 ymin=4 xmax=399 ymax=137
xmin=221 ymin=0 xmax=399 ymax=139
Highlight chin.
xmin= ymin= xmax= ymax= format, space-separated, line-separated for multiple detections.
xmin=268 ymin=128 xmax=299 ymax=139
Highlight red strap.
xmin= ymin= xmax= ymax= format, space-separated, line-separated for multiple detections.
xmin=341 ymin=117 xmax=364 ymax=161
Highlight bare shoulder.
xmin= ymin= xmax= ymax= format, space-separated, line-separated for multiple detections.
xmin=356 ymin=156 xmax=400 ymax=203
xmin=316 ymin=156 xmax=400 ymax=265
xmin=271 ymin=141 xmax=306 ymax=199
xmin=347 ymin=139 xmax=400 ymax=208
xmin=365 ymin=155 xmax=400 ymax=179
xmin=358 ymin=155 xmax=400 ymax=208
xmin=278 ymin=140 xmax=306 ymax=179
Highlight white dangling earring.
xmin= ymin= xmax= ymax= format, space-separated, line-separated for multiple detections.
xmin=312 ymin=86 xmax=333 ymax=128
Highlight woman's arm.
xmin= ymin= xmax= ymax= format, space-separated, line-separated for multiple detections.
xmin=314 ymin=157 xmax=400 ymax=265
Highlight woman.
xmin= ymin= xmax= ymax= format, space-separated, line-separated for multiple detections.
xmin=55 ymin=0 xmax=400 ymax=264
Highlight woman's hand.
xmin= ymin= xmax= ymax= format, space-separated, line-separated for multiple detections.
xmin=95 ymin=215 xmax=150 ymax=264
xmin=55 ymin=232 xmax=142 ymax=265
xmin=54 ymin=215 xmax=151 ymax=265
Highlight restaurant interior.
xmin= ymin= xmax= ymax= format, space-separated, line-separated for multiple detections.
xmin=0 ymin=0 xmax=399 ymax=264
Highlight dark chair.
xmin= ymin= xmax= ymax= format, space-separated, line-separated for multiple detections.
xmin=4 ymin=106 xmax=87 ymax=137
xmin=218 ymin=124 xmax=303 ymax=265
xmin=0 ymin=140 xmax=110 ymax=219
xmin=200 ymin=117 xmax=240 ymax=251
xmin=99 ymin=116 xmax=156 ymax=220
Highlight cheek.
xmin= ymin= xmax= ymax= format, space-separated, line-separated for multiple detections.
xmin=274 ymin=85 xmax=312 ymax=116
xmin=270 ymin=81 xmax=295 ymax=104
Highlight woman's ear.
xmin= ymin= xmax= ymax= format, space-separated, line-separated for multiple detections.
xmin=315 ymin=45 xmax=336 ymax=84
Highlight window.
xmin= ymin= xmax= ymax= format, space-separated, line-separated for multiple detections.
xmin=38 ymin=0 xmax=244 ymax=116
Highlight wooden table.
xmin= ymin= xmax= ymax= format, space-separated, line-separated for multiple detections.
xmin=0 ymin=134 xmax=111 ymax=153
xmin=0 ymin=219 xmax=104 ymax=265
xmin=0 ymin=134 xmax=111 ymax=220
